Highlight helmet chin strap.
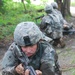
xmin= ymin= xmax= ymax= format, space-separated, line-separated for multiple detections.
xmin=23 ymin=36 xmax=32 ymax=46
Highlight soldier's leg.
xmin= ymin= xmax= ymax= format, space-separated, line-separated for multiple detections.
xmin=53 ymin=39 xmax=59 ymax=46
xmin=59 ymin=37 xmax=65 ymax=48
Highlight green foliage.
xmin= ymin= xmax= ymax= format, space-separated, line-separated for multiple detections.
xmin=70 ymin=68 xmax=75 ymax=75
xmin=0 ymin=25 xmax=16 ymax=39
xmin=26 ymin=0 xmax=31 ymax=4
xmin=71 ymin=1 xmax=75 ymax=6
xmin=2 ymin=0 xmax=12 ymax=13
xmin=0 ymin=0 xmax=4 ymax=13
xmin=0 ymin=0 xmax=45 ymax=40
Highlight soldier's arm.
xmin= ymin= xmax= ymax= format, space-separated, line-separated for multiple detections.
xmin=2 ymin=43 xmax=18 ymax=75
xmin=40 ymin=18 xmax=47 ymax=30
xmin=40 ymin=44 xmax=55 ymax=75
xmin=40 ymin=16 xmax=52 ymax=34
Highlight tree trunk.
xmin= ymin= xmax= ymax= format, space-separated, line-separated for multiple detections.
xmin=21 ymin=0 xmax=27 ymax=12
xmin=54 ymin=0 xmax=63 ymax=12
xmin=63 ymin=0 xmax=71 ymax=17
xmin=54 ymin=0 xmax=71 ymax=18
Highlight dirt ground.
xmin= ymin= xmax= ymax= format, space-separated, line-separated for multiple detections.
xmin=56 ymin=16 xmax=75 ymax=75
xmin=0 ymin=12 xmax=75 ymax=75
xmin=57 ymin=34 xmax=75 ymax=75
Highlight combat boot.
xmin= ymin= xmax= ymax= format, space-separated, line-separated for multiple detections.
xmin=59 ymin=38 xmax=65 ymax=48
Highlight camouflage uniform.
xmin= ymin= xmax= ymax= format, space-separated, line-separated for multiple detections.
xmin=2 ymin=22 xmax=61 ymax=75
xmin=51 ymin=2 xmax=75 ymax=47
xmin=40 ymin=14 xmax=63 ymax=39
xmin=51 ymin=2 xmax=65 ymax=26
xmin=40 ymin=4 xmax=64 ymax=47
xmin=51 ymin=2 xmax=73 ymax=28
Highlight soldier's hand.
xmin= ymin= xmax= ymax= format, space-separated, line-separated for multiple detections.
xmin=36 ymin=70 xmax=42 ymax=75
xmin=24 ymin=69 xmax=42 ymax=75
xmin=64 ymin=24 xmax=67 ymax=28
xmin=24 ymin=69 xmax=30 ymax=75
xmin=15 ymin=63 xmax=24 ymax=74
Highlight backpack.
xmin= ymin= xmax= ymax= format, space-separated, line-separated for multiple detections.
xmin=48 ymin=14 xmax=63 ymax=39
xmin=48 ymin=14 xmax=62 ymax=31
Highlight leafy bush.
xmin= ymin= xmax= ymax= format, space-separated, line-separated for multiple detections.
xmin=0 ymin=0 xmax=45 ymax=40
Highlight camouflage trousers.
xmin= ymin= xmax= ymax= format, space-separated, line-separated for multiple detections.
xmin=53 ymin=38 xmax=65 ymax=48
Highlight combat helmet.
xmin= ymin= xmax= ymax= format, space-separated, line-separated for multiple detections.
xmin=44 ymin=4 xmax=53 ymax=13
xmin=14 ymin=22 xmax=52 ymax=46
xmin=51 ymin=2 xmax=58 ymax=9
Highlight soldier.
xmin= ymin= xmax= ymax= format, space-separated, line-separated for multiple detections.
xmin=2 ymin=22 xmax=61 ymax=75
xmin=51 ymin=2 xmax=73 ymax=30
xmin=40 ymin=4 xmax=65 ymax=48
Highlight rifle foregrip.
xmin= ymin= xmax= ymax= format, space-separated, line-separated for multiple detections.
xmin=26 ymin=66 xmax=37 ymax=75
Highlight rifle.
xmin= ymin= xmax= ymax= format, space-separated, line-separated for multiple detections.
xmin=35 ymin=14 xmax=44 ymax=23
xmin=63 ymin=28 xmax=75 ymax=35
xmin=16 ymin=45 xmax=37 ymax=75
xmin=63 ymin=25 xmax=75 ymax=35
